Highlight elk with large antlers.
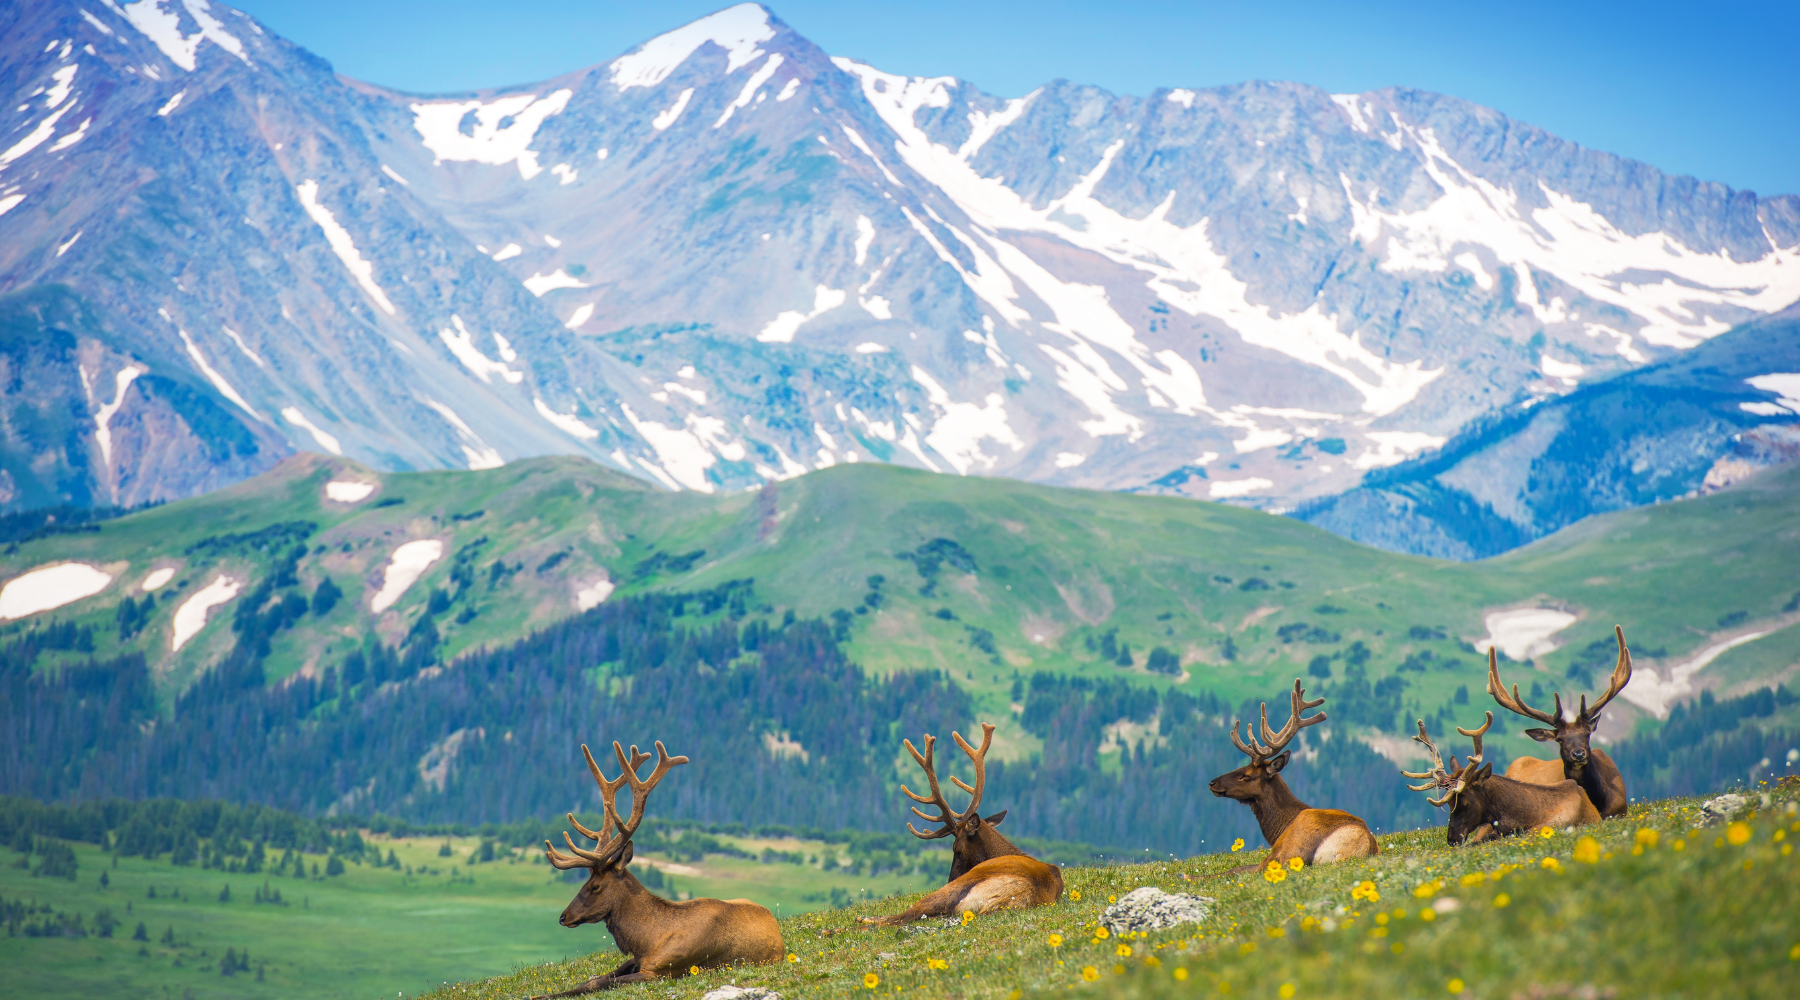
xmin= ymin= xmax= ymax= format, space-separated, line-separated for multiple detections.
xmin=1208 ymin=680 xmax=1377 ymax=871
xmin=1405 ymin=711 xmax=1598 ymax=844
xmin=1487 ymin=625 xmax=1633 ymax=818
xmin=533 ymin=741 xmax=782 ymax=997
xmin=862 ymin=723 xmax=1063 ymax=925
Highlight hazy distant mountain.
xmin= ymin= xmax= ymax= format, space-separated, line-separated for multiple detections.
xmin=3 ymin=1 xmax=1797 ymax=526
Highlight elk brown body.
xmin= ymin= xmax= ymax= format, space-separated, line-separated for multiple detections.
xmin=1487 ymin=625 xmax=1633 ymax=818
xmin=863 ymin=723 xmax=1064 ymax=925
xmin=534 ymin=741 xmax=782 ymax=997
xmin=1208 ymin=680 xmax=1378 ymax=872
xmin=1404 ymin=712 xmax=1600 ymax=845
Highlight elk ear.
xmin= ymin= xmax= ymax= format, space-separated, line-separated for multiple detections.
xmin=1267 ymin=751 xmax=1291 ymax=773
xmin=1523 ymin=728 xmax=1557 ymax=742
xmin=614 ymin=842 xmax=635 ymax=868
xmin=984 ymin=809 xmax=1008 ymax=827
xmin=1477 ymin=762 xmax=1493 ymax=781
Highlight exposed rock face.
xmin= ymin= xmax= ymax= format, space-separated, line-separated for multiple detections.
xmin=3 ymin=1 xmax=1796 ymax=535
xmin=1101 ymin=886 xmax=1214 ymax=934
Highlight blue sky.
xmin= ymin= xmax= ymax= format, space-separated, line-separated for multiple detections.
xmin=233 ymin=0 xmax=1798 ymax=197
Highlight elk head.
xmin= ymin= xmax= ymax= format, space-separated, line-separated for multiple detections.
xmin=1488 ymin=625 xmax=1631 ymax=776
xmin=544 ymin=740 xmax=687 ymax=928
xmin=1209 ymin=680 xmax=1326 ymax=802
xmin=901 ymin=722 xmax=1019 ymax=879
xmin=1404 ymin=712 xmax=1496 ymax=845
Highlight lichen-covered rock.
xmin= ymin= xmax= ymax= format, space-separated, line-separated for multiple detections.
xmin=701 ymin=986 xmax=780 ymax=1000
xmin=1101 ymin=886 xmax=1214 ymax=935
xmin=1700 ymin=793 xmax=1750 ymax=820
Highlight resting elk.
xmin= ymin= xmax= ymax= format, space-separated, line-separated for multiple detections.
xmin=1208 ymin=680 xmax=1378 ymax=872
xmin=1404 ymin=711 xmax=1599 ymax=845
xmin=1487 ymin=625 xmax=1633 ymax=818
xmin=535 ymin=741 xmax=782 ymax=997
xmin=862 ymin=723 xmax=1063 ymax=925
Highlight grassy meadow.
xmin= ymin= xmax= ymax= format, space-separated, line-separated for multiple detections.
xmin=447 ymin=788 xmax=1800 ymax=1000
xmin=0 ymin=829 xmax=939 ymax=999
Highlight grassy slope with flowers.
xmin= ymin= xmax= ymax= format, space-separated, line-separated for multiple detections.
xmin=431 ymin=787 xmax=1800 ymax=1000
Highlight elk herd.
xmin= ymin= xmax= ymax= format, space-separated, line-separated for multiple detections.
xmin=533 ymin=625 xmax=1639 ymax=994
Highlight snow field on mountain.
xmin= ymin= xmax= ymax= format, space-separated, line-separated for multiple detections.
xmin=295 ymin=180 xmax=397 ymax=315
xmin=141 ymin=567 xmax=174 ymax=591
xmin=423 ymin=399 xmax=505 ymax=470
xmin=119 ymin=0 xmax=249 ymax=72
xmin=409 ymin=90 xmax=572 ymax=180
xmin=1476 ymin=608 xmax=1577 ymax=662
xmin=607 ymin=2 xmax=775 ymax=91
xmin=175 ymin=328 xmax=258 ymax=419
xmin=280 ymin=407 xmax=342 ymax=455
xmin=91 ymin=365 xmax=143 ymax=466
xmin=0 ymin=563 xmax=113 ymax=619
xmin=370 ymin=540 xmax=444 ymax=613
xmin=438 ymin=316 xmax=524 ymax=384
xmin=171 ymin=573 xmax=240 ymax=650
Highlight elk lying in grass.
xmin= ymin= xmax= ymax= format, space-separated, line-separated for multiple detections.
xmin=535 ymin=741 xmax=782 ymax=997
xmin=1488 ymin=625 xmax=1633 ymax=817
xmin=1405 ymin=711 xmax=1599 ymax=845
xmin=862 ymin=723 xmax=1063 ymax=925
xmin=1208 ymin=680 xmax=1378 ymax=872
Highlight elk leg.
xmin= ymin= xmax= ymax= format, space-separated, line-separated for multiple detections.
xmin=532 ymin=959 xmax=647 ymax=998
xmin=859 ymin=881 xmax=974 ymax=926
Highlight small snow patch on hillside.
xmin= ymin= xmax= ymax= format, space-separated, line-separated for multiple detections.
xmin=652 ymin=88 xmax=695 ymax=130
xmin=281 ymin=407 xmax=342 ymax=455
xmin=757 ymin=285 xmax=845 ymax=342
xmin=533 ymin=397 xmax=600 ymax=440
xmin=1209 ymin=477 xmax=1272 ymax=499
xmin=172 ymin=574 xmax=240 ymax=650
xmin=370 ymin=540 xmax=444 ymax=613
xmin=575 ymin=577 xmax=614 ymax=611
xmin=439 ymin=315 xmax=523 ymax=383
xmin=141 ymin=567 xmax=175 ymax=591
xmin=0 ymin=563 xmax=112 ymax=619
xmin=295 ymin=180 xmax=397 ymax=315
xmin=325 ymin=480 xmax=375 ymax=503
xmin=1476 ymin=608 xmax=1576 ymax=662
xmin=523 ymin=269 xmax=591 ymax=297
xmin=410 ymin=90 xmax=572 ymax=180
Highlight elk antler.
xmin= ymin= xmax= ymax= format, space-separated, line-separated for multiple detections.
xmin=1579 ymin=625 xmax=1633 ymax=721
xmin=1402 ymin=719 xmax=1458 ymax=807
xmin=1232 ymin=680 xmax=1326 ymax=763
xmin=1486 ymin=646 xmax=1561 ymax=725
xmin=900 ymin=723 xmax=994 ymax=839
xmin=1457 ymin=711 xmax=1493 ymax=768
xmin=543 ymin=741 xmax=685 ymax=871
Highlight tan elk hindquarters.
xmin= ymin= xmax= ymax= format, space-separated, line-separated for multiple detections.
xmin=863 ymin=723 xmax=1064 ymax=925
xmin=533 ymin=741 xmax=782 ymax=998
xmin=1487 ymin=625 xmax=1633 ymax=818
xmin=1208 ymin=680 xmax=1378 ymax=872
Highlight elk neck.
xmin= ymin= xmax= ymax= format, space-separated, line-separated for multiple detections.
xmin=1245 ymin=775 xmax=1310 ymax=846
xmin=971 ymin=823 xmax=1027 ymax=862
xmin=599 ymin=871 xmax=682 ymax=957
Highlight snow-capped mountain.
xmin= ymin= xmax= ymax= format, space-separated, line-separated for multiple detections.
xmin=3 ymin=0 xmax=1797 ymax=516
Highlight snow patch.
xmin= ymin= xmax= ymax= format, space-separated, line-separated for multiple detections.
xmin=533 ymin=397 xmax=601 ymax=440
xmin=92 ymin=365 xmax=142 ymax=467
xmin=550 ymin=163 xmax=577 ymax=185
xmin=576 ymin=577 xmax=614 ymax=611
xmin=1350 ymin=430 xmax=1446 ymax=470
xmin=380 ymin=164 xmax=410 ymax=186
xmin=409 ymin=90 xmax=572 ymax=180
xmin=121 ymin=0 xmax=248 ymax=72
xmin=565 ymin=302 xmax=596 ymax=330
xmin=608 ymin=3 xmax=774 ymax=91
xmin=171 ymin=574 xmax=240 ymax=650
xmin=1166 ymin=89 xmax=1196 ymax=109
xmin=156 ymin=90 xmax=183 ymax=116
xmin=325 ymin=480 xmax=375 ymax=503
xmin=757 ymin=284 xmax=845 ymax=342
xmin=1209 ymin=477 xmax=1273 ymax=498
xmin=859 ymin=296 xmax=891 ymax=319
xmin=854 ymin=342 xmax=888 ymax=353
xmin=1330 ymin=93 xmax=1371 ymax=133
xmin=45 ymin=65 xmax=78 ymax=109
xmin=653 ymin=88 xmax=695 ymax=131
xmin=141 ymin=568 xmax=175 ymax=591
xmin=714 ymin=53 xmax=784 ymax=128
xmin=438 ymin=315 xmax=523 ymax=384
xmin=295 ymin=180 xmax=397 ymax=315
xmin=1539 ymin=354 xmax=1584 ymax=385
xmin=618 ymin=404 xmax=720 ymax=491
xmin=221 ymin=327 xmax=264 ymax=367
xmin=1744 ymin=373 xmax=1800 ymax=413
xmin=370 ymin=540 xmax=444 ymax=614
xmin=1622 ymin=629 xmax=1777 ymax=719
xmin=1054 ymin=452 xmax=1086 ymax=468
xmin=775 ymin=78 xmax=799 ymax=101
xmin=523 ymin=269 xmax=590 ymax=296
xmin=490 ymin=242 xmax=522 ymax=261
xmin=281 ymin=406 xmax=342 ymax=455
xmin=177 ymin=329 xmax=259 ymax=419
xmin=1476 ymin=608 xmax=1577 ymax=662
xmin=0 ymin=563 xmax=113 ymax=620
xmin=853 ymin=215 xmax=875 ymax=265
xmin=422 ymin=397 xmax=504 ymax=470
xmin=910 ymin=366 xmax=1023 ymax=474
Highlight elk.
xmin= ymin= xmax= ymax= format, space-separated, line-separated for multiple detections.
xmin=1207 ymin=680 xmax=1378 ymax=872
xmin=861 ymin=723 xmax=1063 ymax=925
xmin=1405 ymin=711 xmax=1599 ymax=844
xmin=535 ymin=741 xmax=782 ymax=997
xmin=1487 ymin=625 xmax=1632 ymax=818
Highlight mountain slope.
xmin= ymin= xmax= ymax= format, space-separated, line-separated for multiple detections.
xmin=1293 ymin=303 xmax=1800 ymax=557
xmin=2 ymin=1 xmax=1797 ymax=526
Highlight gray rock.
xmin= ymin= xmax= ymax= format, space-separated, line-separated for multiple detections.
xmin=1101 ymin=887 xmax=1214 ymax=935
xmin=701 ymin=987 xmax=780 ymax=1000
xmin=1700 ymin=793 xmax=1751 ymax=820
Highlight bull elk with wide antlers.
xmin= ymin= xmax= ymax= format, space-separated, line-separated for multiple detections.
xmin=862 ymin=723 xmax=1063 ymax=925
xmin=1487 ymin=625 xmax=1633 ymax=817
xmin=534 ymin=741 xmax=782 ymax=997
xmin=1405 ymin=711 xmax=1599 ymax=844
xmin=1208 ymin=680 xmax=1378 ymax=872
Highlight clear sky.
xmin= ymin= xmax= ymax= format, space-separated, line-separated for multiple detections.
xmin=233 ymin=0 xmax=1799 ymax=198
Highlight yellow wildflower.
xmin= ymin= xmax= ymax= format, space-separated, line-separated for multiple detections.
xmin=1727 ymin=822 xmax=1752 ymax=846
xmin=961 ymin=910 xmax=975 ymax=926
xmin=1095 ymin=927 xmax=1111 ymax=940
xmin=1351 ymin=880 xmax=1380 ymax=902
xmin=1145 ymin=955 xmax=1162 ymax=968
xmin=786 ymin=953 xmax=799 ymax=963
xmin=1279 ymin=984 xmax=1296 ymax=999
xmin=1264 ymin=862 xmax=1287 ymax=884
xmin=1070 ymin=890 xmax=1082 ymax=902
xmin=1048 ymin=934 xmax=1063 ymax=948
xmin=1108 ymin=895 xmax=1117 ymax=904
xmin=926 ymin=958 xmax=948 ymax=971
xmin=1448 ymin=978 xmax=1466 ymax=994
xmin=1174 ymin=968 xmax=1189 ymax=981
xmin=1573 ymin=837 xmax=1600 ymax=864
xmin=1230 ymin=838 xmax=1245 ymax=852
xmin=1635 ymin=828 xmax=1660 ymax=849
xmin=864 ymin=974 xmax=880 ymax=990
xmin=1113 ymin=965 xmax=1126 ymax=976
xmin=1541 ymin=856 xmax=1561 ymax=872
xmin=1116 ymin=944 xmax=1133 ymax=958
xmin=1288 ymin=857 xmax=1304 ymax=871
xmin=1673 ymin=839 xmax=1686 ymax=851
xmin=1538 ymin=826 xmax=1555 ymax=839
xmin=1081 ymin=967 xmax=1099 ymax=982
xmin=1238 ymin=941 xmax=1256 ymax=955
xmin=1459 ymin=873 xmax=1486 ymax=888
xmin=1493 ymin=893 xmax=1511 ymax=908
xmin=1267 ymin=927 xmax=1286 ymax=938
xmin=690 ymin=966 xmax=700 ymax=976
xmin=1413 ymin=880 xmax=1441 ymax=898
xmin=1420 ymin=908 xmax=1437 ymax=922
xmin=1789 ymin=944 xmax=1800 ymax=961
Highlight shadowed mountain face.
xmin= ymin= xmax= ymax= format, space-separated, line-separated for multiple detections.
xmin=2 ymin=1 xmax=1797 ymax=527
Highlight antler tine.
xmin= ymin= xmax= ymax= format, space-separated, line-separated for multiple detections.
xmin=899 ymin=734 xmax=962 ymax=838
xmin=543 ymin=839 xmax=592 ymax=870
xmin=945 ymin=723 xmax=995 ymax=815
xmin=561 ymin=830 xmax=609 ymax=863
xmin=579 ymin=744 xmax=629 ymax=844
xmin=1583 ymin=625 xmax=1633 ymax=718
xmin=1456 ymin=711 xmax=1494 ymax=766
xmin=1486 ymin=647 xmax=1559 ymax=725
xmin=1259 ymin=680 xmax=1326 ymax=754
xmin=612 ymin=740 xmax=690 ymax=845
xmin=1402 ymin=719 xmax=1455 ymax=806
xmin=1228 ymin=719 xmax=1262 ymax=761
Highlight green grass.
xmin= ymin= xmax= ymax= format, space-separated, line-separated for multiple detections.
xmin=429 ymin=789 xmax=1800 ymax=1000
xmin=0 ymin=831 xmax=937 ymax=999
xmin=7 ymin=454 xmax=1799 ymax=763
